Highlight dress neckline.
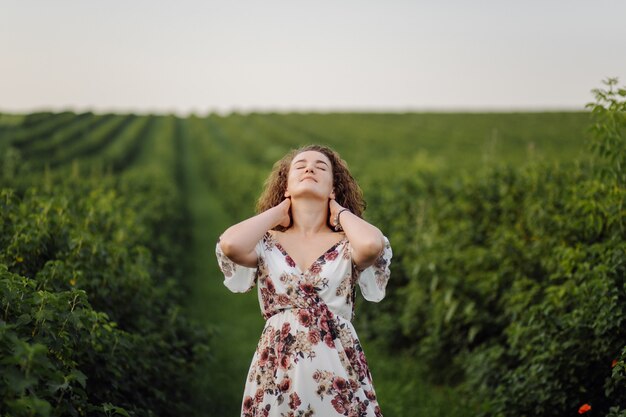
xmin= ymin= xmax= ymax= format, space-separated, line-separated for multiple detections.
xmin=266 ymin=231 xmax=347 ymax=275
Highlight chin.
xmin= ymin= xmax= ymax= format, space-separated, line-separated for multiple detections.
xmin=291 ymin=191 xmax=329 ymax=201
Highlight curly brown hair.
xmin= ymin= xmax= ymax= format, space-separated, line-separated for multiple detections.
xmin=256 ymin=144 xmax=366 ymax=231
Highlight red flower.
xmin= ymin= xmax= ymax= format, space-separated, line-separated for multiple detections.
xmin=255 ymin=388 xmax=264 ymax=404
xmin=358 ymin=350 xmax=367 ymax=366
xmin=578 ymin=404 xmax=591 ymax=414
xmin=279 ymin=353 xmax=291 ymax=370
xmin=324 ymin=332 xmax=335 ymax=348
xmin=365 ymin=389 xmax=377 ymax=401
xmin=320 ymin=316 xmax=331 ymax=332
xmin=324 ymin=250 xmax=339 ymax=261
xmin=309 ymin=262 xmax=322 ymax=275
xmin=298 ymin=309 xmax=313 ymax=327
xmin=308 ymin=329 xmax=321 ymax=344
xmin=259 ymin=348 xmax=269 ymax=367
xmin=285 ymin=255 xmax=296 ymax=268
xmin=277 ymin=294 xmax=290 ymax=305
xmin=288 ymin=392 xmax=301 ymax=410
xmin=331 ymin=394 xmax=348 ymax=414
xmin=243 ymin=396 xmax=254 ymax=411
xmin=332 ymin=376 xmax=348 ymax=393
xmin=300 ymin=282 xmax=315 ymax=294
xmin=612 ymin=358 xmax=619 ymax=368
xmin=278 ymin=377 xmax=291 ymax=392
xmin=281 ymin=322 xmax=291 ymax=337
xmin=349 ymin=378 xmax=359 ymax=391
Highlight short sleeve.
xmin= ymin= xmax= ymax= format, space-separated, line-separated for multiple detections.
xmin=357 ymin=235 xmax=393 ymax=302
xmin=215 ymin=238 xmax=262 ymax=293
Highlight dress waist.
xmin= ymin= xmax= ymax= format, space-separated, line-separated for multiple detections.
xmin=265 ymin=306 xmax=297 ymax=320
xmin=264 ymin=306 xmax=351 ymax=323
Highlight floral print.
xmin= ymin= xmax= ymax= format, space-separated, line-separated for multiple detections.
xmin=216 ymin=232 xmax=392 ymax=417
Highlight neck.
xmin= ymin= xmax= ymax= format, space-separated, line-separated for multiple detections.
xmin=288 ymin=197 xmax=331 ymax=236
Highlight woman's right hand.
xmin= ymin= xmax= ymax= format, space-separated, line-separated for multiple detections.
xmin=276 ymin=197 xmax=291 ymax=228
xmin=219 ymin=196 xmax=291 ymax=266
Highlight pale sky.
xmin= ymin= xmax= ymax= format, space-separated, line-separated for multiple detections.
xmin=1 ymin=0 xmax=625 ymax=115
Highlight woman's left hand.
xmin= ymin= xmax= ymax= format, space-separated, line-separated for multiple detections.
xmin=329 ymin=198 xmax=345 ymax=229
xmin=329 ymin=196 xmax=384 ymax=268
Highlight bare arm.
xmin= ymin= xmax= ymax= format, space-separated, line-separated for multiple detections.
xmin=330 ymin=199 xmax=384 ymax=270
xmin=219 ymin=198 xmax=291 ymax=267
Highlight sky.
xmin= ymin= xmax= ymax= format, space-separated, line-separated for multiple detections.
xmin=1 ymin=0 xmax=625 ymax=115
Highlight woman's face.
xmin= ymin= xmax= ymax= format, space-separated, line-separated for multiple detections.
xmin=285 ymin=150 xmax=334 ymax=201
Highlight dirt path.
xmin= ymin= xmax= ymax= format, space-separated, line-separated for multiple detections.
xmin=176 ymin=119 xmax=264 ymax=416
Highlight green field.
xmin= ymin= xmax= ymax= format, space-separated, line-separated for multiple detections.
xmin=1 ymin=106 xmax=624 ymax=417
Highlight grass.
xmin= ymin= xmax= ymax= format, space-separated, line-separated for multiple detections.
xmin=178 ymin=116 xmax=264 ymax=416
xmin=362 ymin=337 xmax=466 ymax=417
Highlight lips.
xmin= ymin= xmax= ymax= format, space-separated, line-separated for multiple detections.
xmin=301 ymin=176 xmax=317 ymax=182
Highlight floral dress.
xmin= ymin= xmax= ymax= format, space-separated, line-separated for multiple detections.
xmin=215 ymin=231 xmax=392 ymax=417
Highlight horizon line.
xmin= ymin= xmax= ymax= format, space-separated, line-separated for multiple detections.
xmin=0 ymin=104 xmax=590 ymax=117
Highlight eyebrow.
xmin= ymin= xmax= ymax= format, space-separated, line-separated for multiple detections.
xmin=292 ymin=159 xmax=329 ymax=166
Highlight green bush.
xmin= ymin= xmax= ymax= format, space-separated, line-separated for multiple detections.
xmin=0 ymin=175 xmax=210 ymax=417
xmin=362 ymin=79 xmax=626 ymax=416
xmin=586 ymin=77 xmax=626 ymax=187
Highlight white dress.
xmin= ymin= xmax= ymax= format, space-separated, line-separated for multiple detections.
xmin=216 ymin=231 xmax=392 ymax=417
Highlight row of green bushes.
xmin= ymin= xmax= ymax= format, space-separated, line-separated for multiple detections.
xmin=356 ymin=78 xmax=626 ymax=416
xmin=0 ymin=169 xmax=210 ymax=417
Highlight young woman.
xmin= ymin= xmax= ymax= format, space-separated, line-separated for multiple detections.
xmin=216 ymin=144 xmax=392 ymax=417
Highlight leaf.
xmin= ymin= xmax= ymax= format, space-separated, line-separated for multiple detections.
xmin=68 ymin=369 xmax=87 ymax=388
xmin=102 ymin=402 xmax=131 ymax=417
xmin=16 ymin=313 xmax=31 ymax=326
